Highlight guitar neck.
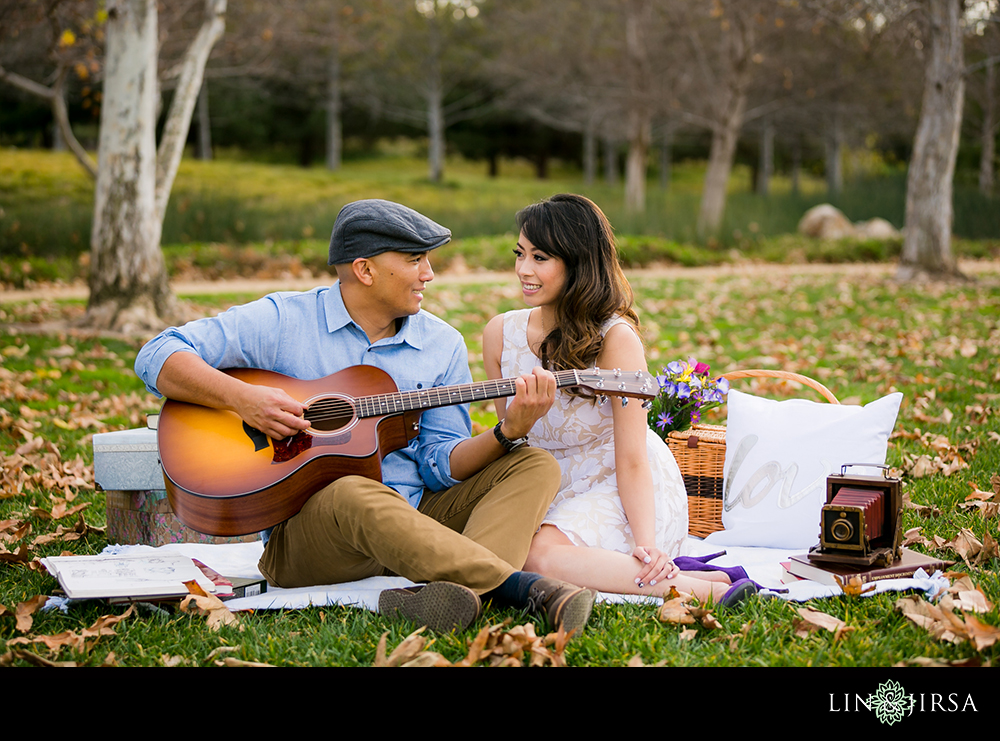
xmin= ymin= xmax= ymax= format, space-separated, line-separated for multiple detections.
xmin=354 ymin=369 xmax=583 ymax=419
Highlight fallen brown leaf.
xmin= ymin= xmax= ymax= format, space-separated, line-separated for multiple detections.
xmin=375 ymin=620 xmax=575 ymax=667
xmin=657 ymin=593 xmax=697 ymax=625
xmin=179 ymin=592 xmax=241 ymax=632
xmin=894 ymin=594 xmax=993 ymax=648
xmin=963 ymin=614 xmax=1000 ymax=652
xmin=943 ymin=528 xmax=996 ymax=567
xmin=380 ymin=627 xmax=428 ymax=667
xmin=13 ymin=595 xmax=49 ymax=633
xmin=0 ymin=648 xmax=77 ymax=667
xmin=218 ymin=657 xmax=276 ymax=667
xmin=793 ymin=607 xmax=853 ymax=640
xmin=835 ymin=574 xmax=877 ymax=597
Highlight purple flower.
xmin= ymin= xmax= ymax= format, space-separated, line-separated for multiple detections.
xmin=666 ymin=361 xmax=685 ymax=375
xmin=693 ymin=361 xmax=711 ymax=376
xmin=656 ymin=412 xmax=674 ymax=429
xmin=675 ymin=382 xmax=691 ymax=399
xmin=716 ymin=377 xmax=730 ymax=394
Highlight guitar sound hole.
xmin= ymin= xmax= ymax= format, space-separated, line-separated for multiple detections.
xmin=303 ymin=396 xmax=356 ymax=433
xmin=307 ymin=413 xmax=352 ymax=433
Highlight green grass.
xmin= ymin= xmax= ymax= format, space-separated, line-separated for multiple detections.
xmin=5 ymin=147 xmax=999 ymax=266
xmin=1 ymin=267 xmax=998 ymax=668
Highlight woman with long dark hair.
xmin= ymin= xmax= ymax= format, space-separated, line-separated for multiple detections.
xmin=484 ymin=194 xmax=747 ymax=603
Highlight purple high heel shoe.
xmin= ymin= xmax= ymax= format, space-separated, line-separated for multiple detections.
xmin=673 ymin=550 xmax=749 ymax=584
xmin=718 ymin=578 xmax=759 ymax=608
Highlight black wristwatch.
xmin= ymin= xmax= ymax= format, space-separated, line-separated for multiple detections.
xmin=494 ymin=421 xmax=529 ymax=453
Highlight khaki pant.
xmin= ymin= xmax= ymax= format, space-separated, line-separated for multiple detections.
xmin=258 ymin=447 xmax=559 ymax=594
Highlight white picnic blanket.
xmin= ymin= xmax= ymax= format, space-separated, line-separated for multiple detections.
xmin=95 ymin=537 xmax=950 ymax=612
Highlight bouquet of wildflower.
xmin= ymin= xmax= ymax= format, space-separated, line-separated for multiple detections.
xmin=646 ymin=358 xmax=730 ymax=439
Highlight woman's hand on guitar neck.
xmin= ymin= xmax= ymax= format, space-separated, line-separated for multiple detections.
xmin=499 ymin=366 xmax=557 ymax=440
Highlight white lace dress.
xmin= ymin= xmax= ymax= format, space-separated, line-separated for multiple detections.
xmin=500 ymin=309 xmax=688 ymax=556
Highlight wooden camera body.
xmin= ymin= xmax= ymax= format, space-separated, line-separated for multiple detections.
xmin=808 ymin=464 xmax=902 ymax=568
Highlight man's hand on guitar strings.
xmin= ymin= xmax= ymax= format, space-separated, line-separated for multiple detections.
xmin=235 ymin=384 xmax=310 ymax=440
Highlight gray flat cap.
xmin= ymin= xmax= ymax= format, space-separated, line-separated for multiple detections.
xmin=328 ymin=199 xmax=451 ymax=265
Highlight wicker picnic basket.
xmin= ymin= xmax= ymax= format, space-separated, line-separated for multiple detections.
xmin=667 ymin=369 xmax=840 ymax=538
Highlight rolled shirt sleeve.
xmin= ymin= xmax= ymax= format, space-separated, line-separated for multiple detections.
xmin=135 ymin=296 xmax=283 ymax=397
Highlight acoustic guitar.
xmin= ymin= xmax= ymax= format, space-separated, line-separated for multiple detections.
xmin=157 ymin=364 xmax=657 ymax=536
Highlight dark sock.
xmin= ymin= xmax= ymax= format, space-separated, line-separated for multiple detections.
xmin=483 ymin=571 xmax=543 ymax=608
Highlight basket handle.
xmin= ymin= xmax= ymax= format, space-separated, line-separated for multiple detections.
xmin=721 ymin=369 xmax=840 ymax=405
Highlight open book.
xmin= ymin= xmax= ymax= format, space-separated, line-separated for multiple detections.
xmin=41 ymin=552 xmax=217 ymax=600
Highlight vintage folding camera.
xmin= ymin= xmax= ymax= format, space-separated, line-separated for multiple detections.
xmin=808 ymin=464 xmax=902 ymax=568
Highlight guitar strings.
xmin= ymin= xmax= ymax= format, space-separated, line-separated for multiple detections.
xmin=300 ymin=370 xmax=588 ymax=425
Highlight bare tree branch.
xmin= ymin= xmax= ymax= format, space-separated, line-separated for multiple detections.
xmin=0 ymin=62 xmax=98 ymax=178
xmin=154 ymin=0 xmax=226 ymax=223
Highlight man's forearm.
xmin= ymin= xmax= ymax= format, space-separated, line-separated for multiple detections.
xmin=156 ymin=351 xmax=242 ymax=410
xmin=447 ymin=426 xmax=510 ymax=481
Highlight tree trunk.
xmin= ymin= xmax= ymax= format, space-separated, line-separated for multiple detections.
xmin=756 ymin=118 xmax=773 ymax=196
xmin=624 ymin=108 xmax=651 ymax=213
xmin=825 ymin=115 xmax=843 ymax=196
xmin=87 ymin=0 xmax=226 ymax=331
xmin=697 ymin=90 xmax=746 ymax=237
xmin=583 ymin=118 xmax=597 ymax=186
xmin=660 ymin=127 xmax=673 ymax=192
xmin=196 ymin=80 xmax=213 ymax=161
xmin=427 ymin=78 xmax=444 ymax=182
xmin=695 ymin=6 xmax=752 ymax=238
xmin=603 ymin=136 xmax=618 ymax=185
xmin=534 ymin=151 xmax=549 ymax=179
xmin=898 ymin=0 xmax=965 ymax=281
xmin=979 ymin=59 xmax=996 ymax=197
xmin=791 ymin=137 xmax=801 ymax=196
xmin=325 ymin=40 xmax=342 ymax=172
xmin=623 ymin=0 xmax=651 ymax=214
xmin=87 ymin=0 xmax=174 ymax=332
xmin=425 ymin=16 xmax=445 ymax=183
xmin=52 ymin=93 xmax=67 ymax=152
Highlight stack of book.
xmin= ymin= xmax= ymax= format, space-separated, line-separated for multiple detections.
xmin=781 ymin=548 xmax=953 ymax=587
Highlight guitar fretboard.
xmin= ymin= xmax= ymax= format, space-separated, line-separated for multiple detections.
xmin=354 ymin=369 xmax=582 ymax=419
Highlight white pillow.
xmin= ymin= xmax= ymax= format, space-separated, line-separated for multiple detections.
xmin=703 ymin=389 xmax=902 ymax=549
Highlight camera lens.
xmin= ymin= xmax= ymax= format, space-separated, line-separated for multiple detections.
xmin=831 ymin=516 xmax=854 ymax=542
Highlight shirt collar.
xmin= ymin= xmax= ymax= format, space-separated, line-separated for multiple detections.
xmin=323 ymin=281 xmax=424 ymax=350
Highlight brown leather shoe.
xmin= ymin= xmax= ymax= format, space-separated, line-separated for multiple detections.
xmin=525 ymin=577 xmax=595 ymax=636
xmin=378 ymin=581 xmax=482 ymax=634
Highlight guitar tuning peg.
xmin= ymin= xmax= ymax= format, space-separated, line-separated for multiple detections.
xmin=597 ymin=394 xmax=608 ymax=406
xmin=641 ymin=400 xmax=652 ymax=410
xmin=621 ymin=397 xmax=629 ymax=408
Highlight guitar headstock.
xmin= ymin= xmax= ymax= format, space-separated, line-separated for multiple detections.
xmin=572 ymin=367 xmax=657 ymax=400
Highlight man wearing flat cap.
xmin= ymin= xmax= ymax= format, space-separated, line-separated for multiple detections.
xmin=135 ymin=199 xmax=595 ymax=634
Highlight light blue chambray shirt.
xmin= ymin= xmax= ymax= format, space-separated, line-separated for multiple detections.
xmin=134 ymin=282 xmax=472 ymax=510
